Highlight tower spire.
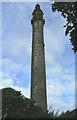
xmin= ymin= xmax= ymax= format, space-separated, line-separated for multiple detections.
xmin=31 ymin=4 xmax=47 ymax=112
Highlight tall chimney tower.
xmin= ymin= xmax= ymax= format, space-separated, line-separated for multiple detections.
xmin=31 ymin=4 xmax=47 ymax=112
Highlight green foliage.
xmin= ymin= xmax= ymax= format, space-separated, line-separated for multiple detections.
xmin=52 ymin=2 xmax=77 ymax=52
xmin=48 ymin=106 xmax=77 ymax=119
xmin=48 ymin=106 xmax=59 ymax=118
xmin=59 ymin=109 xmax=77 ymax=118
xmin=1 ymin=87 xmax=49 ymax=119
xmin=1 ymin=87 xmax=77 ymax=119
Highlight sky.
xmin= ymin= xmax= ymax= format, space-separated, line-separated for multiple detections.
xmin=0 ymin=1 xmax=75 ymax=114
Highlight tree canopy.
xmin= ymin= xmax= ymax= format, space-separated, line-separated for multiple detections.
xmin=1 ymin=87 xmax=77 ymax=119
xmin=51 ymin=2 xmax=77 ymax=52
xmin=1 ymin=87 xmax=49 ymax=119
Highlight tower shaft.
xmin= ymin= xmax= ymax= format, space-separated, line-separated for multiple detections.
xmin=31 ymin=4 xmax=47 ymax=112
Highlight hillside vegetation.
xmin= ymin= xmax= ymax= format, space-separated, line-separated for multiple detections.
xmin=0 ymin=87 xmax=76 ymax=119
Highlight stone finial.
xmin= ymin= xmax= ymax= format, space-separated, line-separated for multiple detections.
xmin=35 ymin=4 xmax=40 ymax=10
xmin=31 ymin=4 xmax=45 ymax=25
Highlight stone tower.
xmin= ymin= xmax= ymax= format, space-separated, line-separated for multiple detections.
xmin=31 ymin=4 xmax=47 ymax=112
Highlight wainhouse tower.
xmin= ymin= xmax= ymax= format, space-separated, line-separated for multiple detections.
xmin=31 ymin=4 xmax=47 ymax=112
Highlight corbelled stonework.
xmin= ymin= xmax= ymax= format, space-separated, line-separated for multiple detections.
xmin=31 ymin=4 xmax=47 ymax=112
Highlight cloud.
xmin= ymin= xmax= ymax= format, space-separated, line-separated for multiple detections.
xmin=0 ymin=69 xmax=30 ymax=98
xmin=46 ymin=53 xmax=62 ymax=76
xmin=2 ymin=3 xmax=32 ymax=64
xmin=61 ymin=74 xmax=75 ymax=81
xmin=0 ymin=71 xmax=2 ymax=78
xmin=1 ymin=79 xmax=30 ymax=98
xmin=47 ymin=77 xmax=75 ymax=113
xmin=44 ymin=9 xmax=69 ymax=78
xmin=3 ymin=58 xmax=31 ymax=74
xmin=3 ymin=37 xmax=31 ymax=64
xmin=1 ymin=58 xmax=31 ymax=89
xmin=45 ymin=18 xmax=67 ymax=56
xmin=2 ymin=78 xmax=14 ymax=88
xmin=2 ymin=58 xmax=22 ymax=73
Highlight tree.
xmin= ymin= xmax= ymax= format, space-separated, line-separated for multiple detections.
xmin=51 ymin=2 xmax=77 ymax=52
xmin=1 ymin=87 xmax=77 ymax=119
xmin=1 ymin=87 xmax=49 ymax=119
